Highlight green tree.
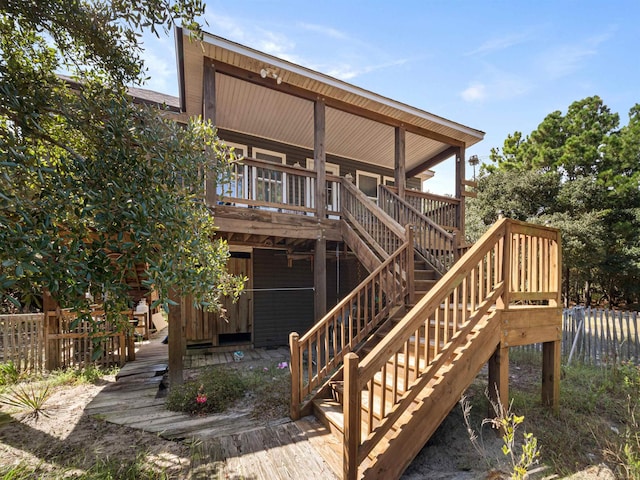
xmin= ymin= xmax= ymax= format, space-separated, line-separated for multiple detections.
xmin=474 ymin=96 xmax=640 ymax=307
xmin=0 ymin=1 xmax=244 ymax=322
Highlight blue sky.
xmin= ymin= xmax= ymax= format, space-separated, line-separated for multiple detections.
xmin=141 ymin=0 xmax=640 ymax=194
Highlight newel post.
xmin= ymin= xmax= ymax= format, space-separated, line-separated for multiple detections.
xmin=405 ymin=224 xmax=415 ymax=305
xmin=344 ymin=352 xmax=360 ymax=480
xmin=452 ymin=230 xmax=460 ymax=262
xmin=498 ymin=220 xmax=512 ymax=310
xmin=289 ymin=332 xmax=301 ymax=420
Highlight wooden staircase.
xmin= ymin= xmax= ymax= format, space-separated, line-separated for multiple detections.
xmin=290 ymin=195 xmax=563 ymax=479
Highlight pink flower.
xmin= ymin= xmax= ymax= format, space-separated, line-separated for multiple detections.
xmin=277 ymin=361 xmax=288 ymax=369
xmin=263 ymin=367 xmax=269 ymax=371
xmin=196 ymin=393 xmax=207 ymax=404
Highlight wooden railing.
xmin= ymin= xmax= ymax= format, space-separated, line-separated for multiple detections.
xmin=215 ymin=157 xmax=342 ymax=218
xmin=290 ymin=240 xmax=414 ymax=419
xmin=397 ymin=188 xmax=460 ymax=231
xmin=341 ymin=180 xmax=405 ymax=259
xmin=379 ymin=185 xmax=458 ymax=274
xmin=341 ymin=218 xmax=561 ymax=478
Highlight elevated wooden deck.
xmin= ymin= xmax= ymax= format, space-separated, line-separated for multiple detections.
xmin=86 ymin=332 xmax=340 ymax=479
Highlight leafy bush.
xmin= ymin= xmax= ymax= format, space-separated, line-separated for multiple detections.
xmin=0 ymin=361 xmax=20 ymax=386
xmin=166 ymin=367 xmax=248 ymax=415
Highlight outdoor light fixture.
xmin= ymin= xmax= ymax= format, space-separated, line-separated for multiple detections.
xmin=468 ymin=154 xmax=480 ymax=180
xmin=260 ymin=67 xmax=282 ymax=84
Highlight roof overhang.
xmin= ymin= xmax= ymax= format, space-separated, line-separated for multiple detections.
xmin=176 ymin=28 xmax=484 ymax=174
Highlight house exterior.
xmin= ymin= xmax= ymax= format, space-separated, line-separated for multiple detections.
xmin=165 ymin=29 xmax=563 ymax=480
xmin=172 ymin=28 xmax=484 ymax=352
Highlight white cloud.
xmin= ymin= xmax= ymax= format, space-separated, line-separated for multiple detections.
xmin=461 ymin=83 xmax=487 ymax=102
xmin=538 ymin=29 xmax=615 ymax=79
xmin=297 ymin=22 xmax=349 ymax=40
xmin=466 ymin=32 xmax=531 ymax=57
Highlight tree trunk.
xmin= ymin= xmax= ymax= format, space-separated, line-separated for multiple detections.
xmin=584 ymin=279 xmax=591 ymax=306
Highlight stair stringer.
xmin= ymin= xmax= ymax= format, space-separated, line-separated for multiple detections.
xmin=360 ymin=310 xmax=502 ymax=480
xmin=341 ymin=219 xmax=384 ymax=273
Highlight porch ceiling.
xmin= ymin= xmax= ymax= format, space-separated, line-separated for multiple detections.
xmin=180 ymin=30 xmax=484 ymax=174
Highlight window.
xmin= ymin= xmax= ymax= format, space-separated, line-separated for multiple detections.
xmin=356 ymin=170 xmax=381 ymax=201
xmin=217 ymin=142 xmax=247 ymax=200
xmin=251 ymin=148 xmax=286 ymax=204
xmin=383 ymin=176 xmax=395 ymax=187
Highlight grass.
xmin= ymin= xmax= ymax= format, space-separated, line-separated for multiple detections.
xmin=504 ymin=350 xmax=640 ymax=478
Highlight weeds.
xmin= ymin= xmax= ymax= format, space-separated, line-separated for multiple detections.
xmin=0 ymin=383 xmax=52 ymax=421
xmin=461 ymin=388 xmax=540 ymax=480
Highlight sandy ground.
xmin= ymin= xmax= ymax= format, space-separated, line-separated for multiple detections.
xmin=0 ymin=368 xmax=617 ymax=479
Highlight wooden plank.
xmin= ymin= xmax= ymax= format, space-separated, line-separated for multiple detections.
xmin=343 ymin=353 xmax=360 ymax=480
xmin=315 ymin=237 xmax=327 ymax=320
xmin=502 ymin=323 xmax=562 ymax=347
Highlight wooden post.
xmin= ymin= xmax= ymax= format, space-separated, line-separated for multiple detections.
xmin=343 ymin=352 xmax=360 ymax=480
xmin=406 ymin=225 xmax=415 ymax=305
xmin=497 ymin=221 xmax=511 ymax=310
xmin=452 ymin=230 xmax=460 ymax=262
xmin=394 ymin=126 xmax=406 ymax=200
xmin=314 ymin=100 xmax=327 ymax=220
xmin=289 ymin=332 xmax=301 ymax=420
xmin=455 ymin=146 xmax=466 ymax=238
xmin=203 ymin=57 xmax=217 ymax=207
xmin=167 ymin=291 xmax=184 ymax=387
xmin=488 ymin=345 xmax=509 ymax=417
xmin=314 ymin=237 xmax=327 ymax=319
xmin=542 ymin=340 xmax=561 ymax=412
xmin=43 ymin=290 xmax=60 ymax=371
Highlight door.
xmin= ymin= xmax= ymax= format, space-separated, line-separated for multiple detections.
xmin=214 ymin=252 xmax=253 ymax=345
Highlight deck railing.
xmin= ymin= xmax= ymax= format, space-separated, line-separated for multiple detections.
xmin=397 ymin=188 xmax=460 ymax=231
xmin=341 ymin=180 xmax=405 ymax=259
xmin=379 ymin=185 xmax=457 ymax=274
xmin=290 ymin=239 xmax=413 ymax=419
xmin=215 ymin=157 xmax=342 ymax=218
xmin=342 ymin=218 xmax=561 ymax=478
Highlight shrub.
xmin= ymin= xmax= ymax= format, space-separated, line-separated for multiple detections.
xmin=0 ymin=361 xmax=21 ymax=386
xmin=0 ymin=383 xmax=52 ymax=421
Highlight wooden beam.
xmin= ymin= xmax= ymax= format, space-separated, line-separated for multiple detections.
xmin=542 ymin=340 xmax=561 ymax=412
xmin=394 ymin=127 xmax=406 ymax=199
xmin=168 ymin=290 xmax=184 ymax=387
xmin=343 ymin=353 xmax=360 ymax=480
xmin=406 ymin=146 xmax=458 ymax=178
xmin=488 ymin=345 xmax=509 ymax=418
xmin=314 ymin=100 xmax=327 ymax=220
xmin=314 ymin=237 xmax=327 ymax=319
xmin=206 ymin=59 xmax=466 ymax=148
xmin=203 ymin=57 xmax=217 ymax=206
xmin=455 ymin=146 xmax=466 ymax=238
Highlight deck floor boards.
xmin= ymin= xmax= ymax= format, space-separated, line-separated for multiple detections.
xmin=85 ymin=333 xmax=337 ymax=479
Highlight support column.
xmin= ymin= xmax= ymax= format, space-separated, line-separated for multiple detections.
xmin=167 ymin=290 xmax=184 ymax=387
xmin=203 ymin=58 xmax=217 ymax=206
xmin=394 ymin=126 xmax=406 ymax=199
xmin=488 ymin=345 xmax=509 ymax=416
xmin=314 ymin=236 xmax=327 ymax=319
xmin=542 ymin=340 xmax=561 ymax=412
xmin=455 ymin=146 xmax=466 ymax=237
xmin=314 ymin=99 xmax=327 ymax=220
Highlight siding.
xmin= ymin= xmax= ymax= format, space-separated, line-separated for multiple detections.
xmin=219 ymin=129 xmax=421 ymax=189
xmin=252 ymin=248 xmax=315 ymax=347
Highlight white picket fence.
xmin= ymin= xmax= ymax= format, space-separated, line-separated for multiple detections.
xmin=515 ymin=307 xmax=640 ymax=365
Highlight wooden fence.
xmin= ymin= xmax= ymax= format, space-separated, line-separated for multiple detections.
xmin=514 ymin=307 xmax=640 ymax=365
xmin=0 ymin=310 xmax=133 ymax=373
xmin=0 ymin=314 xmax=45 ymax=373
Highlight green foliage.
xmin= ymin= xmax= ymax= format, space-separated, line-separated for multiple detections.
xmin=474 ymin=96 xmax=640 ymax=305
xmin=0 ymin=361 xmax=21 ymax=386
xmin=0 ymin=383 xmax=52 ymax=420
xmin=0 ymin=1 xmax=245 ymax=322
xmin=75 ymin=454 xmax=170 ymax=480
xmin=166 ymin=366 xmax=248 ymax=415
xmin=46 ymin=364 xmax=117 ymax=387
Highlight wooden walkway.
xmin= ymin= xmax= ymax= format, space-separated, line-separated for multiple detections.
xmin=85 ymin=333 xmax=339 ymax=479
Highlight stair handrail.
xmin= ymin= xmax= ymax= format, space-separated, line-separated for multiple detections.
xmin=342 ymin=218 xmax=562 ymax=477
xmin=290 ymin=238 xmax=413 ymax=419
xmin=379 ymin=185 xmax=458 ymax=274
xmin=341 ymin=179 xmax=405 ymax=259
